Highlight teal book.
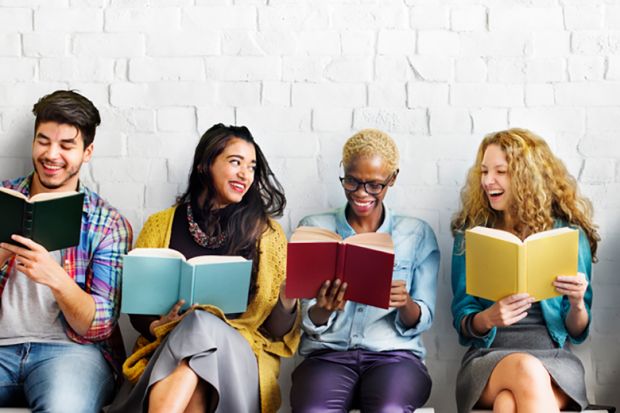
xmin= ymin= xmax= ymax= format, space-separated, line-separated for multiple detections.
xmin=121 ymin=248 xmax=252 ymax=315
xmin=0 ymin=187 xmax=84 ymax=251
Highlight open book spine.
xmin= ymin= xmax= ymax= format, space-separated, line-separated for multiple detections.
xmin=335 ymin=243 xmax=346 ymax=279
xmin=21 ymin=202 xmax=34 ymax=239
xmin=517 ymin=244 xmax=526 ymax=294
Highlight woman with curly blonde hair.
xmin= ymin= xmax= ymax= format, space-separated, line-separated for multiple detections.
xmin=451 ymin=128 xmax=600 ymax=413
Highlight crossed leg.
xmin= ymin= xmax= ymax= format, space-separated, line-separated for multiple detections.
xmin=477 ymin=353 xmax=571 ymax=413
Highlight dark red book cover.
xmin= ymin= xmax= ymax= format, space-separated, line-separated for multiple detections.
xmin=286 ymin=241 xmax=395 ymax=309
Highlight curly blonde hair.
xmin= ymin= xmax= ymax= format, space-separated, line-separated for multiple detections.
xmin=451 ymin=128 xmax=599 ymax=260
xmin=342 ymin=128 xmax=399 ymax=174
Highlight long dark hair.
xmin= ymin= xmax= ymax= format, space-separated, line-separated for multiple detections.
xmin=177 ymin=123 xmax=286 ymax=265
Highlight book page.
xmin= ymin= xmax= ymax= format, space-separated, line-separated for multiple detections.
xmin=468 ymin=226 xmax=522 ymax=245
xmin=128 ymin=248 xmax=187 ymax=260
xmin=290 ymin=226 xmax=343 ymax=243
xmin=28 ymin=190 xmax=79 ymax=203
xmin=524 ymin=226 xmax=575 ymax=242
xmin=0 ymin=187 xmax=27 ymax=201
xmin=343 ymin=232 xmax=394 ymax=253
xmin=187 ymin=255 xmax=247 ymax=265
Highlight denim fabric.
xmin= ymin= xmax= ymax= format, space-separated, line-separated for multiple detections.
xmin=0 ymin=342 xmax=114 ymax=412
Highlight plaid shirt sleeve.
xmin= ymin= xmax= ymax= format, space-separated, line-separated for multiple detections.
xmin=76 ymin=209 xmax=133 ymax=341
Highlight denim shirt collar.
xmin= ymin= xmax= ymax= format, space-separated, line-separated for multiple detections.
xmin=335 ymin=203 xmax=393 ymax=237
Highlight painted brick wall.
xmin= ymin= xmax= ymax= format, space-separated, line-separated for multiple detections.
xmin=0 ymin=1 xmax=619 ymax=411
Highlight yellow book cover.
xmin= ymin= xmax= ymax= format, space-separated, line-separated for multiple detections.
xmin=465 ymin=226 xmax=579 ymax=302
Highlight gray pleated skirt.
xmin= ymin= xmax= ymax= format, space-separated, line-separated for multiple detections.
xmin=109 ymin=310 xmax=259 ymax=413
xmin=456 ymin=303 xmax=588 ymax=413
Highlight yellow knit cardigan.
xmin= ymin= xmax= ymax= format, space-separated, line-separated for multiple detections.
xmin=122 ymin=207 xmax=300 ymax=413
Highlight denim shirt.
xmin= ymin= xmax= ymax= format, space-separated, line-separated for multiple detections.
xmin=297 ymin=205 xmax=440 ymax=360
xmin=450 ymin=220 xmax=593 ymax=349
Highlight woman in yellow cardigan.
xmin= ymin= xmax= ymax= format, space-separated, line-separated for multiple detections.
xmin=111 ymin=124 xmax=300 ymax=413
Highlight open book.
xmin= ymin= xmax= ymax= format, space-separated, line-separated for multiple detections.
xmin=0 ymin=187 xmax=84 ymax=251
xmin=286 ymin=226 xmax=395 ymax=309
xmin=465 ymin=226 xmax=579 ymax=302
xmin=121 ymin=248 xmax=252 ymax=315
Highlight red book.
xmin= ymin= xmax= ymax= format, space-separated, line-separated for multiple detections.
xmin=286 ymin=226 xmax=395 ymax=309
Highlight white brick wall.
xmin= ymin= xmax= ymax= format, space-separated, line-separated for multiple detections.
xmin=0 ymin=2 xmax=619 ymax=412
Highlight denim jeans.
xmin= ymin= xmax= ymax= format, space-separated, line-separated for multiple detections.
xmin=0 ymin=342 xmax=114 ymax=413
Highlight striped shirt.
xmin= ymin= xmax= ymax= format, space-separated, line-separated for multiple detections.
xmin=0 ymin=173 xmax=133 ymax=374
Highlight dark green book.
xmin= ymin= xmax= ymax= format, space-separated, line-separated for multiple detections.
xmin=0 ymin=187 xmax=84 ymax=251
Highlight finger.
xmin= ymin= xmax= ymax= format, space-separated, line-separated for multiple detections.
xmin=555 ymin=287 xmax=583 ymax=297
xmin=554 ymin=282 xmax=585 ymax=291
xmin=334 ymin=282 xmax=347 ymax=302
xmin=504 ymin=297 xmax=534 ymax=311
xmin=504 ymin=310 xmax=529 ymax=326
xmin=391 ymin=280 xmax=406 ymax=287
xmin=169 ymin=300 xmax=185 ymax=316
xmin=0 ymin=243 xmax=31 ymax=258
xmin=10 ymin=235 xmax=44 ymax=252
xmin=502 ymin=293 xmax=531 ymax=304
xmin=316 ymin=280 xmax=330 ymax=299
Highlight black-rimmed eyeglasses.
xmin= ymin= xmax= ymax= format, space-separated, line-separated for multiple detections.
xmin=339 ymin=172 xmax=397 ymax=195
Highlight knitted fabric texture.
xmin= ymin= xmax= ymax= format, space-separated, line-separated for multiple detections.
xmin=122 ymin=207 xmax=301 ymax=413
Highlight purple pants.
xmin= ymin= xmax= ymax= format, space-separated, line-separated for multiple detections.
xmin=290 ymin=349 xmax=431 ymax=413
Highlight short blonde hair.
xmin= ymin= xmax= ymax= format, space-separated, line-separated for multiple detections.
xmin=342 ymin=128 xmax=399 ymax=174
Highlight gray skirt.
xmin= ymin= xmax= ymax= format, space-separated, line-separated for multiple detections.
xmin=456 ymin=304 xmax=588 ymax=413
xmin=109 ymin=310 xmax=259 ymax=413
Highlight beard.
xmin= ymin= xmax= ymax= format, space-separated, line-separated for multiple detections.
xmin=32 ymin=160 xmax=81 ymax=191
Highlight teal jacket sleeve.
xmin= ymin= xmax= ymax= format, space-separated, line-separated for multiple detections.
xmin=561 ymin=227 xmax=593 ymax=345
xmin=450 ymin=232 xmax=496 ymax=348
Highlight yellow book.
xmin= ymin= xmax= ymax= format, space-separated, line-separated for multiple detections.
xmin=465 ymin=226 xmax=579 ymax=302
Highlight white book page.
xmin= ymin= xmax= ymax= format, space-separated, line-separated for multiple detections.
xmin=128 ymin=248 xmax=187 ymax=260
xmin=187 ymin=255 xmax=247 ymax=265
xmin=468 ymin=226 xmax=522 ymax=244
xmin=343 ymin=232 xmax=394 ymax=253
xmin=28 ymin=190 xmax=78 ymax=203
xmin=290 ymin=226 xmax=342 ymax=243
xmin=525 ymin=227 xmax=575 ymax=242
xmin=0 ymin=187 xmax=27 ymax=201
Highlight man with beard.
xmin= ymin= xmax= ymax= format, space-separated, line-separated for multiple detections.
xmin=0 ymin=90 xmax=132 ymax=412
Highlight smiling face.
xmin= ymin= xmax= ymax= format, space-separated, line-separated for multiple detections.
xmin=343 ymin=154 xmax=394 ymax=220
xmin=480 ymin=143 xmax=512 ymax=212
xmin=208 ymin=137 xmax=256 ymax=209
xmin=31 ymin=121 xmax=93 ymax=195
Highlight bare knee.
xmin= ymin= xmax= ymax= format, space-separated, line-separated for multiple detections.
xmin=501 ymin=354 xmax=553 ymax=395
xmin=493 ymin=389 xmax=516 ymax=413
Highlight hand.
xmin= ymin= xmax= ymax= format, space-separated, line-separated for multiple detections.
xmin=389 ymin=280 xmax=409 ymax=308
xmin=308 ymin=279 xmax=347 ymax=326
xmin=278 ymin=280 xmax=297 ymax=312
xmin=315 ymin=278 xmax=347 ymax=312
xmin=0 ymin=235 xmax=66 ymax=289
xmin=0 ymin=245 xmax=14 ymax=266
xmin=478 ymin=293 xmax=534 ymax=330
xmin=149 ymin=299 xmax=186 ymax=337
xmin=554 ymin=272 xmax=588 ymax=309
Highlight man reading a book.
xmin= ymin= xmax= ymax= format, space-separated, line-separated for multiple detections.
xmin=0 ymin=90 xmax=132 ymax=412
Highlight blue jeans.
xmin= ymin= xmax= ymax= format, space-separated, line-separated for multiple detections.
xmin=0 ymin=342 xmax=114 ymax=412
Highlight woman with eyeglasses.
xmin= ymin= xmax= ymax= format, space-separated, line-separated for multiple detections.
xmin=289 ymin=129 xmax=439 ymax=412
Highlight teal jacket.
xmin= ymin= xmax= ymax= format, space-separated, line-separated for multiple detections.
xmin=450 ymin=221 xmax=593 ymax=349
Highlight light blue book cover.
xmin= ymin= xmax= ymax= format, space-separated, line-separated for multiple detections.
xmin=121 ymin=249 xmax=251 ymax=315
